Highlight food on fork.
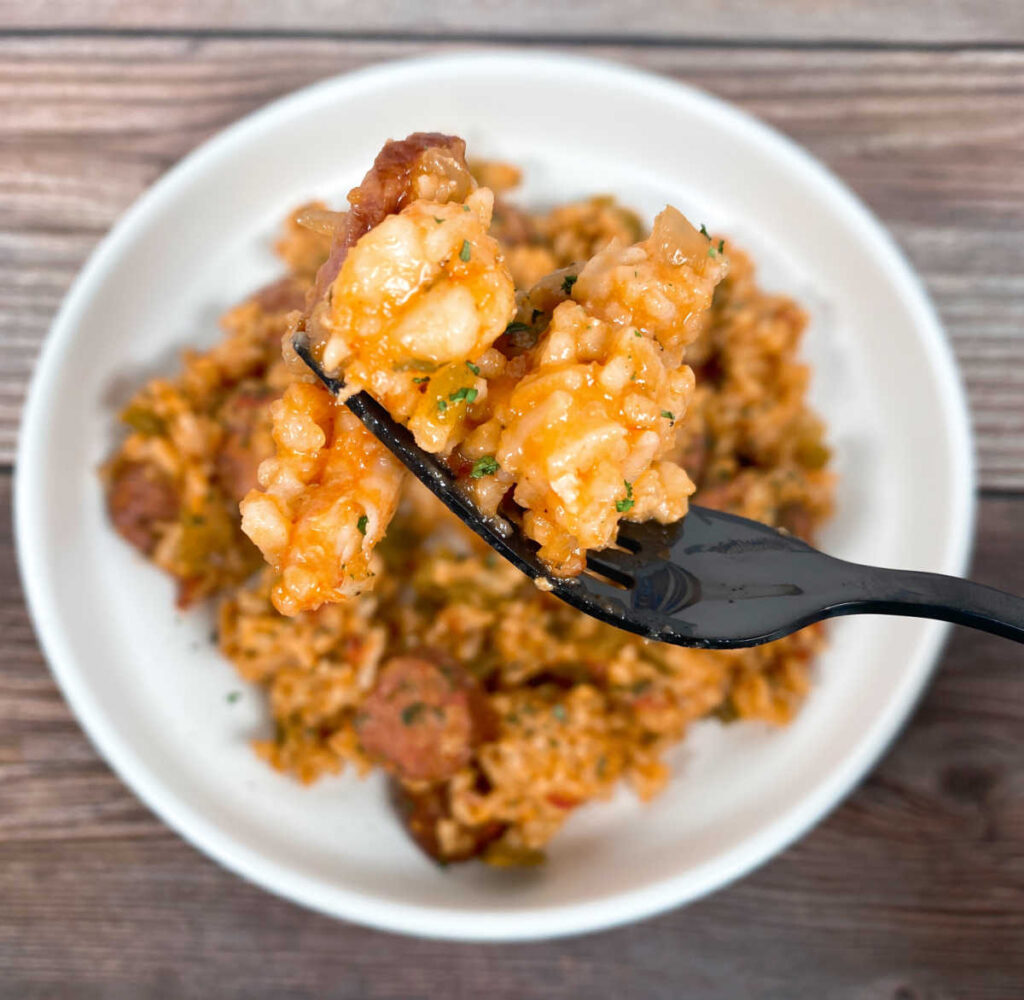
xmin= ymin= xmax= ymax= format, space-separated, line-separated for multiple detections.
xmin=240 ymin=133 xmax=729 ymax=615
xmin=239 ymin=385 xmax=405 ymax=615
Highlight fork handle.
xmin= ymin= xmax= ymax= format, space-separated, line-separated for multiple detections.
xmin=827 ymin=562 xmax=1024 ymax=644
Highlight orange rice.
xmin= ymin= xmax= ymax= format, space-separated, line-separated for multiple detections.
xmin=103 ymin=148 xmax=833 ymax=866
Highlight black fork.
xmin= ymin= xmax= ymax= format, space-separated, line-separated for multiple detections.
xmin=294 ymin=335 xmax=1024 ymax=649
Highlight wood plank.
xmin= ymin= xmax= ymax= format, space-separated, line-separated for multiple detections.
xmin=1 ymin=0 xmax=1023 ymax=46
xmin=1 ymin=473 xmax=1022 ymax=996
xmin=3 ymin=38 xmax=1023 ymax=485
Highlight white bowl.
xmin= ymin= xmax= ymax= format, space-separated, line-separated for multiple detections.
xmin=15 ymin=52 xmax=974 ymax=941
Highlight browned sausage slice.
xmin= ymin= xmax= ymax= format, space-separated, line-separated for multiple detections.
xmin=311 ymin=133 xmax=468 ymax=301
xmin=214 ymin=383 xmax=277 ymax=503
xmin=356 ymin=654 xmax=494 ymax=783
xmin=392 ymin=782 xmax=504 ymax=864
xmin=107 ymin=461 xmax=179 ymax=554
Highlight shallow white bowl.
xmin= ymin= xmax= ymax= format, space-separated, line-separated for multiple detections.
xmin=16 ymin=51 xmax=973 ymax=941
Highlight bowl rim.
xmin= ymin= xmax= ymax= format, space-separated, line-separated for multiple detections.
xmin=15 ymin=49 xmax=975 ymax=941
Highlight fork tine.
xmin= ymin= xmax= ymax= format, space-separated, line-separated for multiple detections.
xmin=585 ymin=547 xmax=637 ymax=586
xmin=614 ymin=519 xmax=675 ymax=555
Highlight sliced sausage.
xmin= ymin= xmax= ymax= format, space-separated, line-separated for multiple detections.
xmin=107 ymin=461 xmax=179 ymax=554
xmin=311 ymin=133 xmax=468 ymax=302
xmin=490 ymin=196 xmax=535 ymax=246
xmin=214 ymin=383 xmax=277 ymax=503
xmin=355 ymin=654 xmax=495 ymax=783
xmin=392 ymin=782 xmax=504 ymax=864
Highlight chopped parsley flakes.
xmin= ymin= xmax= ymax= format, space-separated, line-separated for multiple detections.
xmin=699 ymin=223 xmax=711 ymax=240
xmin=412 ymin=376 xmax=430 ymax=384
xmin=226 ymin=691 xmax=241 ymax=704
xmin=356 ymin=515 xmax=368 ymax=535
xmin=561 ymin=274 xmax=578 ymax=295
xmin=437 ymin=398 xmax=448 ymax=413
xmin=471 ymin=455 xmax=500 ymax=479
xmin=615 ymin=480 xmax=635 ymax=513
xmin=459 ymin=239 xmax=471 ymax=262
xmin=465 ymin=361 xmax=480 ymax=375
xmin=661 ymin=410 xmax=675 ymax=421
xmin=449 ymin=386 xmax=478 ymax=405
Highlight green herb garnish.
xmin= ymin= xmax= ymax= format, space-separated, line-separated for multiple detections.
xmin=615 ymin=480 xmax=635 ymax=513
xmin=561 ymin=274 xmax=578 ymax=295
xmin=449 ymin=387 xmax=478 ymax=404
xmin=357 ymin=515 xmax=368 ymax=535
xmin=226 ymin=691 xmax=241 ymax=704
xmin=470 ymin=455 xmax=500 ymax=479
xmin=437 ymin=398 xmax=448 ymax=413
xmin=504 ymin=321 xmax=530 ymax=335
xmin=699 ymin=223 xmax=711 ymax=240
xmin=661 ymin=410 xmax=675 ymax=421
xmin=465 ymin=361 xmax=480 ymax=375
xmin=433 ymin=216 xmax=444 ymax=224
xmin=459 ymin=239 xmax=471 ymax=262
xmin=412 ymin=376 xmax=430 ymax=384
xmin=552 ymin=704 xmax=568 ymax=722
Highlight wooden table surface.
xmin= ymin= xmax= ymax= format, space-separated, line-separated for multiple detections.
xmin=2 ymin=4 xmax=1023 ymax=997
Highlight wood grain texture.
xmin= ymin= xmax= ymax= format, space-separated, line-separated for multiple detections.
xmin=2 ymin=471 xmax=1023 ymax=999
xmin=2 ymin=37 xmax=1023 ymax=485
xmin=2 ymin=0 xmax=1024 ymax=45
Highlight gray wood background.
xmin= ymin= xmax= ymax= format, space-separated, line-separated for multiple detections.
xmin=2 ymin=5 xmax=1023 ymax=998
